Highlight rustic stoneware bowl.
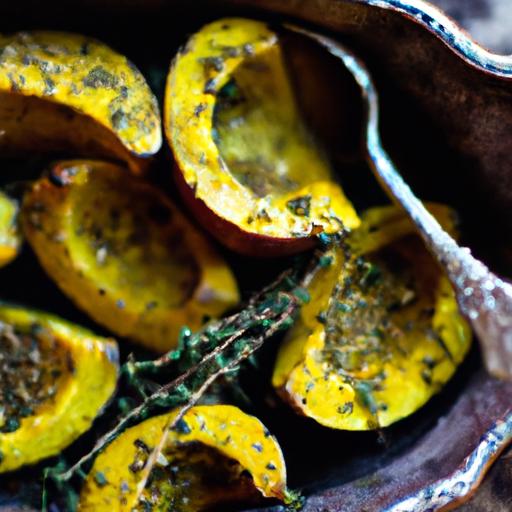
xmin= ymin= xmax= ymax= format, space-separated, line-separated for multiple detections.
xmin=0 ymin=1 xmax=511 ymax=511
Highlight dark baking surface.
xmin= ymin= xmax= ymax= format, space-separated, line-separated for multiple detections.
xmin=0 ymin=1 xmax=511 ymax=511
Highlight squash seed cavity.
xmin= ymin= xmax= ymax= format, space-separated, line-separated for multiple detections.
xmin=0 ymin=322 xmax=69 ymax=433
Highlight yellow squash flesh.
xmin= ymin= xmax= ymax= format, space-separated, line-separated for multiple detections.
xmin=0 ymin=303 xmax=118 ymax=472
xmin=0 ymin=191 xmax=21 ymax=266
xmin=78 ymin=404 xmax=287 ymax=511
xmin=165 ymin=18 xmax=360 ymax=251
xmin=0 ymin=31 xmax=161 ymax=172
xmin=22 ymin=160 xmax=239 ymax=352
xmin=273 ymin=204 xmax=471 ymax=430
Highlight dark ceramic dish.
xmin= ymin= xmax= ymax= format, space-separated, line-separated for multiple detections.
xmin=0 ymin=1 xmax=511 ymax=511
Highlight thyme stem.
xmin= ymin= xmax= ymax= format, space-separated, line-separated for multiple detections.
xmin=43 ymin=248 xmax=329 ymax=509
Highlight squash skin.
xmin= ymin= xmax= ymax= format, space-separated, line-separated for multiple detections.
xmin=165 ymin=18 xmax=360 ymax=257
xmin=78 ymin=404 xmax=287 ymax=511
xmin=0 ymin=191 xmax=21 ymax=267
xmin=0 ymin=31 xmax=161 ymax=172
xmin=22 ymin=160 xmax=240 ymax=352
xmin=0 ymin=303 xmax=118 ymax=473
xmin=273 ymin=204 xmax=472 ymax=430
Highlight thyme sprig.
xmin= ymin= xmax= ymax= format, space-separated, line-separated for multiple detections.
xmin=42 ymin=250 xmax=327 ymax=511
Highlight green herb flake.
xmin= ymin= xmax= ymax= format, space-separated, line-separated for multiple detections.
xmin=337 ymin=402 xmax=354 ymax=415
xmin=173 ymin=418 xmax=192 ymax=435
xmin=94 ymin=471 xmax=108 ymax=487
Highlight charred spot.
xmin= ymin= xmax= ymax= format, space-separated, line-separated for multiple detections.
xmin=47 ymin=167 xmax=78 ymax=189
xmin=83 ymin=66 xmax=119 ymax=89
xmin=193 ymin=103 xmax=207 ymax=117
xmin=66 ymin=351 xmax=75 ymax=375
xmin=44 ymin=77 xmax=56 ymax=96
xmin=337 ymin=402 xmax=354 ymax=415
xmin=177 ymin=41 xmax=192 ymax=56
xmin=111 ymin=109 xmax=128 ymax=130
xmin=128 ymin=458 xmax=146 ymax=474
xmin=199 ymin=56 xmax=224 ymax=73
xmin=221 ymin=45 xmax=241 ymax=58
xmin=422 ymin=355 xmax=437 ymax=369
xmin=80 ymin=42 xmax=90 ymax=56
xmin=243 ymin=43 xmax=255 ymax=56
xmin=145 ymin=301 xmax=158 ymax=312
xmin=41 ymin=61 xmax=61 ymax=74
xmin=286 ymin=195 xmax=311 ymax=217
xmin=256 ymin=209 xmax=271 ymax=222
xmin=22 ymin=55 xmax=36 ymax=66
xmin=8 ymin=73 xmax=20 ymax=92
xmin=49 ymin=169 xmax=70 ymax=188
xmin=39 ymin=44 xmax=59 ymax=58
xmin=204 ymin=78 xmax=216 ymax=94
xmin=421 ymin=369 xmax=433 ymax=386
xmin=134 ymin=438 xmax=151 ymax=453
xmin=252 ymin=442 xmax=263 ymax=453
xmin=126 ymin=60 xmax=140 ymax=74
xmin=316 ymin=311 xmax=327 ymax=324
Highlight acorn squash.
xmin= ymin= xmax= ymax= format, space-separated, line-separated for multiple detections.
xmin=0 ymin=31 xmax=161 ymax=172
xmin=0 ymin=303 xmax=118 ymax=472
xmin=78 ymin=404 xmax=287 ymax=511
xmin=273 ymin=204 xmax=472 ymax=430
xmin=22 ymin=160 xmax=239 ymax=352
xmin=0 ymin=191 xmax=21 ymax=267
xmin=165 ymin=18 xmax=360 ymax=257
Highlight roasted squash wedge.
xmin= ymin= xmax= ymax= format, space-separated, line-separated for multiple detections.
xmin=0 ymin=191 xmax=21 ymax=267
xmin=165 ymin=18 xmax=360 ymax=257
xmin=0 ymin=31 xmax=161 ymax=172
xmin=78 ymin=404 xmax=287 ymax=511
xmin=273 ymin=204 xmax=471 ymax=430
xmin=0 ymin=303 xmax=118 ymax=472
xmin=22 ymin=160 xmax=239 ymax=352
